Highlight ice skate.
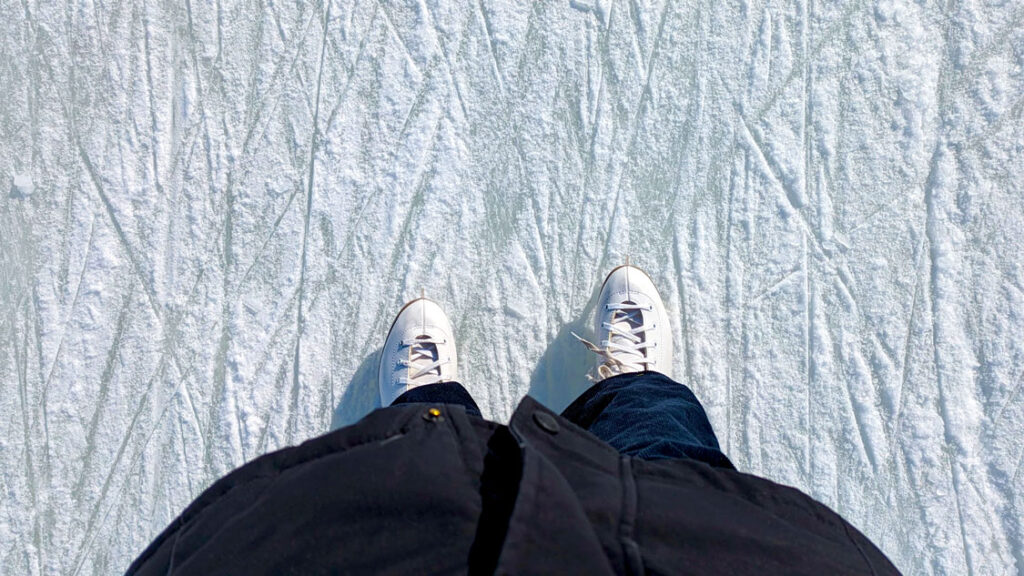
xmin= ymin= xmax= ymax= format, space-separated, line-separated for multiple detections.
xmin=378 ymin=297 xmax=459 ymax=406
xmin=575 ymin=264 xmax=673 ymax=380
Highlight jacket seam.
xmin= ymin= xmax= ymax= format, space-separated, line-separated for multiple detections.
xmin=840 ymin=511 xmax=880 ymax=575
xmin=618 ymin=455 xmax=644 ymax=576
xmin=496 ymin=449 xmax=537 ymax=575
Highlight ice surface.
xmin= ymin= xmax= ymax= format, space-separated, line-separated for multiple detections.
xmin=10 ymin=174 xmax=33 ymax=198
xmin=1 ymin=0 xmax=1023 ymax=574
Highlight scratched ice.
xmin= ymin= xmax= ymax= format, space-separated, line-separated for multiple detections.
xmin=2 ymin=1 xmax=1023 ymax=574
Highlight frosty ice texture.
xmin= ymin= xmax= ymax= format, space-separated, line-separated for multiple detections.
xmin=1 ymin=1 xmax=1022 ymax=574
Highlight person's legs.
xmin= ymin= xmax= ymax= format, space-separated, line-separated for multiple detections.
xmin=391 ymin=381 xmax=482 ymax=418
xmin=561 ymin=371 xmax=733 ymax=467
xmin=566 ymin=264 xmax=732 ymax=467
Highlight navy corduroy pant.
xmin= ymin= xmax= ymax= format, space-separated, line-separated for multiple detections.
xmin=393 ymin=371 xmax=733 ymax=468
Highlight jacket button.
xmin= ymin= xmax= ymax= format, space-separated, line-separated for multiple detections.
xmin=533 ymin=412 xmax=559 ymax=434
xmin=422 ymin=407 xmax=444 ymax=422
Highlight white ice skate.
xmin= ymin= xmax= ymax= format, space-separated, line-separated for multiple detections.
xmin=575 ymin=264 xmax=674 ymax=380
xmin=378 ymin=297 xmax=459 ymax=406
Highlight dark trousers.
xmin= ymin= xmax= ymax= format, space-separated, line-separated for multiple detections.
xmin=393 ymin=371 xmax=733 ymax=468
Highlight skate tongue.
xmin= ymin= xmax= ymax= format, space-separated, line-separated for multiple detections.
xmin=609 ymin=302 xmax=645 ymax=366
xmin=411 ymin=335 xmax=441 ymax=377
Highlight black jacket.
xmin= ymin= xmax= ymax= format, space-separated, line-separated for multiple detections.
xmin=128 ymin=396 xmax=899 ymax=575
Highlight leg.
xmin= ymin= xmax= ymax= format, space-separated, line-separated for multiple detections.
xmin=391 ymin=381 xmax=483 ymax=418
xmin=562 ymin=371 xmax=733 ymax=468
xmin=571 ymin=264 xmax=731 ymax=467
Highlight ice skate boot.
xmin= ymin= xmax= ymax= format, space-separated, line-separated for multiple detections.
xmin=378 ymin=298 xmax=458 ymax=406
xmin=575 ymin=264 xmax=673 ymax=380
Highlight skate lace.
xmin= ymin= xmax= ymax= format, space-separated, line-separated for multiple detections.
xmin=399 ymin=335 xmax=450 ymax=385
xmin=573 ymin=302 xmax=657 ymax=380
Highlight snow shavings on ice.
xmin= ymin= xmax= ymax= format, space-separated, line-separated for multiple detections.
xmin=1 ymin=1 xmax=1023 ymax=574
